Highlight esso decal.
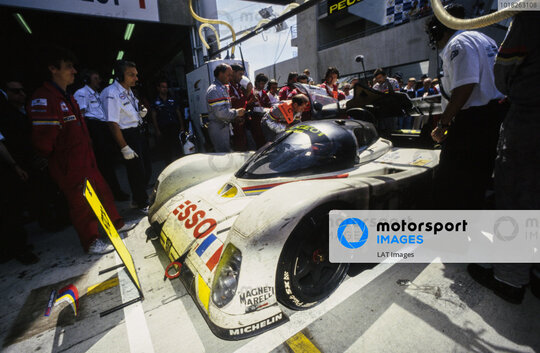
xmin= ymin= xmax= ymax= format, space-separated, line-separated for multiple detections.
xmin=172 ymin=200 xmax=217 ymax=239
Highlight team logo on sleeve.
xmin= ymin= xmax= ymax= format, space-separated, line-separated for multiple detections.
xmin=60 ymin=102 xmax=69 ymax=112
xmin=31 ymin=98 xmax=47 ymax=107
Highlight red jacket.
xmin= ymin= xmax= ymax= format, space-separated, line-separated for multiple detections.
xmin=29 ymin=82 xmax=97 ymax=185
xmin=228 ymin=82 xmax=247 ymax=109
xmin=320 ymin=82 xmax=346 ymax=101
xmin=278 ymin=85 xmax=295 ymax=101
xmin=255 ymin=89 xmax=272 ymax=109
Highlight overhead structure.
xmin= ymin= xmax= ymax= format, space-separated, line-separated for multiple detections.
xmin=208 ymin=0 xmax=319 ymax=59
xmin=189 ymin=0 xmax=236 ymax=56
xmin=431 ymin=0 xmax=518 ymax=29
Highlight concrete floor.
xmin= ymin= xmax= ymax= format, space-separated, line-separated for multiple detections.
xmin=1 ymin=163 xmax=539 ymax=353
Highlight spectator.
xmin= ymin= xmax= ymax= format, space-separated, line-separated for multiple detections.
xmin=393 ymin=73 xmax=404 ymax=89
xmin=402 ymin=77 xmax=417 ymax=98
xmin=267 ymin=79 xmax=280 ymax=105
xmin=261 ymin=94 xmax=309 ymax=142
xmin=29 ymin=47 xmax=134 ymax=254
xmin=101 ymin=60 xmax=150 ymax=213
xmin=296 ymin=74 xmax=309 ymax=85
xmin=432 ymin=78 xmax=440 ymax=93
xmin=278 ymin=72 xmax=298 ymax=101
xmin=150 ymin=79 xmax=185 ymax=163
xmin=427 ymin=4 xmax=506 ymax=209
xmin=74 ymin=70 xmax=129 ymax=201
xmin=372 ymin=68 xmax=401 ymax=93
xmin=416 ymin=78 xmax=437 ymax=97
xmin=206 ymin=64 xmax=245 ymax=152
xmin=303 ymin=69 xmax=314 ymax=85
xmin=342 ymin=83 xmax=353 ymax=100
xmin=320 ymin=67 xmax=346 ymax=100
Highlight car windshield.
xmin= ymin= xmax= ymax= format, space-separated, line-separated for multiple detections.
xmin=236 ymin=123 xmax=357 ymax=179
xmin=294 ymin=83 xmax=337 ymax=108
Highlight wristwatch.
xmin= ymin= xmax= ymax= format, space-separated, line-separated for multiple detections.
xmin=437 ymin=121 xmax=450 ymax=129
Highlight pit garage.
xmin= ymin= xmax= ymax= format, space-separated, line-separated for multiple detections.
xmin=0 ymin=1 xmax=539 ymax=352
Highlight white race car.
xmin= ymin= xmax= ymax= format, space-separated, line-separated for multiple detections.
xmin=148 ymin=119 xmax=439 ymax=340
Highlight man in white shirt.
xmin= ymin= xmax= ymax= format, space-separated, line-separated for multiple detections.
xmin=267 ymin=80 xmax=280 ymax=105
xmin=427 ymin=4 xmax=507 ymax=209
xmin=74 ymin=70 xmax=128 ymax=201
xmin=101 ymin=60 xmax=149 ymax=212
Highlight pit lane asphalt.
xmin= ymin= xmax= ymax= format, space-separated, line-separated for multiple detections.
xmin=1 ymin=166 xmax=539 ymax=353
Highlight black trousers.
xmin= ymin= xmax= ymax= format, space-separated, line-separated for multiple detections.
xmin=435 ymin=100 xmax=508 ymax=209
xmin=122 ymin=127 xmax=150 ymax=207
xmin=85 ymin=118 xmax=125 ymax=197
xmin=158 ymin=123 xmax=182 ymax=163
xmin=0 ymin=170 xmax=28 ymax=256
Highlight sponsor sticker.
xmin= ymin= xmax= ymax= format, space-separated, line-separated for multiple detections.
xmin=60 ymin=102 xmax=69 ymax=112
xmin=64 ymin=115 xmax=77 ymax=122
xmin=228 ymin=313 xmax=284 ymax=337
xmin=239 ymin=286 xmax=275 ymax=312
xmin=172 ymin=200 xmax=222 ymax=271
xmin=32 ymin=98 xmax=47 ymax=107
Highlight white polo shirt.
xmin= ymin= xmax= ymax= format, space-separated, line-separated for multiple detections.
xmin=74 ymin=85 xmax=105 ymax=121
xmin=440 ymin=30 xmax=504 ymax=110
xmin=100 ymin=80 xmax=141 ymax=129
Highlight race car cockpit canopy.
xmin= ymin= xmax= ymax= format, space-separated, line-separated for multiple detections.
xmin=236 ymin=120 xmax=377 ymax=179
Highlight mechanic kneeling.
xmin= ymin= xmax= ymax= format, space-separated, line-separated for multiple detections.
xmin=261 ymin=94 xmax=309 ymax=142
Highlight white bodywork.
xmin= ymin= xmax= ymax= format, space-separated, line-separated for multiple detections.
xmin=148 ymin=121 xmax=439 ymax=340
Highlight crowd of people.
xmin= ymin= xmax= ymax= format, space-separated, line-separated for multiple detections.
xmin=205 ymin=65 xmax=357 ymax=153
xmin=204 ymin=61 xmax=449 ymax=153
xmin=1 ymin=3 xmax=538 ymax=307
xmin=0 ymin=47 xmax=188 ymax=261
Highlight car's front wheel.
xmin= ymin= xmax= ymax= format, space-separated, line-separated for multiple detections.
xmin=276 ymin=205 xmax=349 ymax=310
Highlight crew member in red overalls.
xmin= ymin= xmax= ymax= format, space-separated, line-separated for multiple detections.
xmin=320 ymin=67 xmax=346 ymax=101
xmin=249 ymin=73 xmax=271 ymax=148
xmin=29 ymin=47 xmax=132 ymax=254
xmin=228 ymin=64 xmax=249 ymax=151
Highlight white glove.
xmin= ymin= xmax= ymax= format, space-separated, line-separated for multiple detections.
xmin=139 ymin=106 xmax=148 ymax=118
xmin=121 ymin=145 xmax=138 ymax=160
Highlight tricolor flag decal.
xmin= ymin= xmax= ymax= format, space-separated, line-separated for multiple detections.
xmin=55 ymin=284 xmax=79 ymax=316
xmin=195 ymin=233 xmax=224 ymax=272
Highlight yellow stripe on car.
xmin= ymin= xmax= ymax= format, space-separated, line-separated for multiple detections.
xmin=198 ymin=275 xmax=211 ymax=312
